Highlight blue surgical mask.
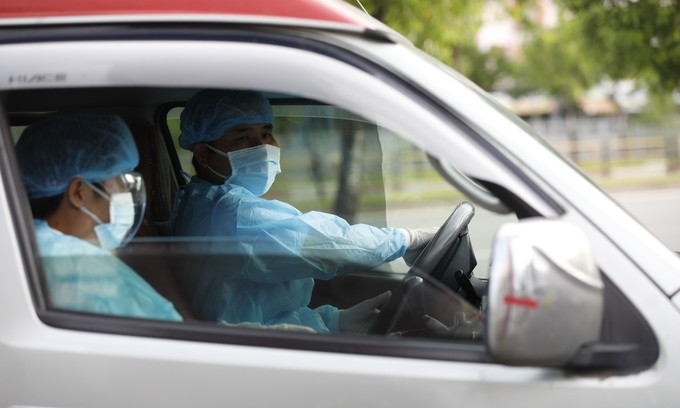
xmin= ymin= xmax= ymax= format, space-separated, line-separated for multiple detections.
xmin=205 ymin=144 xmax=281 ymax=196
xmin=80 ymin=181 xmax=137 ymax=250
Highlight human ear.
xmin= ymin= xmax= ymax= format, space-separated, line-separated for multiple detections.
xmin=65 ymin=178 xmax=87 ymax=208
xmin=193 ymin=144 xmax=210 ymax=168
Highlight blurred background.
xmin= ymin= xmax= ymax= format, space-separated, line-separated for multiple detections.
xmin=344 ymin=0 xmax=680 ymax=250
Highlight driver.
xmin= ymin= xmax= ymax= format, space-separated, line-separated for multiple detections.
xmin=16 ymin=113 xmax=182 ymax=321
xmin=170 ymin=89 xmax=437 ymax=333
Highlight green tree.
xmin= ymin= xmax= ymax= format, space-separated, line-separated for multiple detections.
xmin=513 ymin=15 xmax=602 ymax=112
xmin=349 ymin=0 xmax=483 ymax=65
xmin=558 ymin=0 xmax=680 ymax=92
xmin=346 ymin=0 xmax=514 ymax=90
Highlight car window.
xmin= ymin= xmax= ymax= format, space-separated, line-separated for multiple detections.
xmin=6 ymin=87 xmax=514 ymax=346
xmin=6 ymin=81 xmax=528 ymax=365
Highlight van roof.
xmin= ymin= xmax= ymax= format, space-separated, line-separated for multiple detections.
xmin=0 ymin=0 xmax=376 ymax=29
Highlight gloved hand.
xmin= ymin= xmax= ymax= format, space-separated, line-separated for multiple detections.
xmin=423 ymin=313 xmax=484 ymax=341
xmin=403 ymin=227 xmax=438 ymax=266
xmin=339 ymin=291 xmax=391 ymax=334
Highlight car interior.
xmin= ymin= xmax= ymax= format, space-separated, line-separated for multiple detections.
xmin=4 ymin=86 xmax=499 ymax=339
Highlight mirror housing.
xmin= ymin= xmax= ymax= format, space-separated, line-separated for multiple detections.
xmin=486 ymin=219 xmax=603 ymax=367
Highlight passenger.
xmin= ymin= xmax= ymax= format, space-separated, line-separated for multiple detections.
xmin=16 ymin=113 xmax=182 ymax=321
xmin=170 ymin=89 xmax=436 ymax=333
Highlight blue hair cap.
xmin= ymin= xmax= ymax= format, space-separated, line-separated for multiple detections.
xmin=16 ymin=112 xmax=139 ymax=199
xmin=179 ymin=89 xmax=274 ymax=150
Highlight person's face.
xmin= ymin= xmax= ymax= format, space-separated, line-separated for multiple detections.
xmin=65 ymin=176 xmax=126 ymax=242
xmin=203 ymin=123 xmax=277 ymax=181
xmin=84 ymin=177 xmax=128 ymax=224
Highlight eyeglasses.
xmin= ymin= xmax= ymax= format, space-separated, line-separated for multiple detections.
xmin=81 ymin=171 xmax=147 ymax=246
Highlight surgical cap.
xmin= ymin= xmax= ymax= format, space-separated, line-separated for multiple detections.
xmin=16 ymin=113 xmax=139 ymax=199
xmin=179 ymin=89 xmax=274 ymax=150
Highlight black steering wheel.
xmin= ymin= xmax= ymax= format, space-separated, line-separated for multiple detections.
xmin=369 ymin=201 xmax=477 ymax=335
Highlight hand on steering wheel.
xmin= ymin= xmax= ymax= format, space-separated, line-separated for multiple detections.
xmin=423 ymin=314 xmax=484 ymax=341
xmin=403 ymin=227 xmax=439 ymax=266
xmin=368 ymin=201 xmax=476 ymax=335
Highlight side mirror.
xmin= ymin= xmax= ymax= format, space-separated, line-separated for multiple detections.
xmin=486 ymin=219 xmax=603 ymax=367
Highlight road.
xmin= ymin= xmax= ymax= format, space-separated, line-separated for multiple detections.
xmin=385 ymin=187 xmax=679 ymax=278
xmin=611 ymin=187 xmax=680 ymax=251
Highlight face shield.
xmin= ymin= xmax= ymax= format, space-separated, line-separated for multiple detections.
xmin=81 ymin=171 xmax=146 ymax=249
xmin=116 ymin=171 xmax=147 ymax=244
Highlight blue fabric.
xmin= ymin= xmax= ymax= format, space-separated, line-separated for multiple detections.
xmin=16 ymin=113 xmax=139 ymax=199
xmin=170 ymin=177 xmax=408 ymax=332
xmin=35 ymin=220 xmax=182 ymax=321
xmin=179 ymin=90 xmax=274 ymax=150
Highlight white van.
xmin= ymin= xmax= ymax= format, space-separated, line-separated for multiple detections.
xmin=1 ymin=0 xmax=678 ymax=407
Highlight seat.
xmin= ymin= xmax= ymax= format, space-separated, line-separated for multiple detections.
xmin=129 ymin=120 xmax=181 ymax=234
xmin=126 ymin=120 xmax=197 ymax=321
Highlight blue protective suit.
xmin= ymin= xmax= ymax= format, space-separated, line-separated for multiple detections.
xmin=35 ymin=220 xmax=182 ymax=321
xmin=170 ymin=177 xmax=408 ymax=332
